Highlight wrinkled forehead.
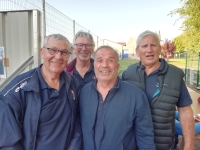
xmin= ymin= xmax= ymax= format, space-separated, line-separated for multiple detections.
xmin=137 ymin=34 xmax=160 ymax=47
xmin=95 ymin=48 xmax=118 ymax=60
xmin=46 ymin=38 xmax=69 ymax=49
xmin=142 ymin=34 xmax=159 ymax=42
xmin=75 ymin=36 xmax=93 ymax=43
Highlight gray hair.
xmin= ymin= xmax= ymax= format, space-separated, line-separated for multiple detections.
xmin=94 ymin=45 xmax=119 ymax=62
xmin=43 ymin=34 xmax=71 ymax=50
xmin=73 ymin=30 xmax=95 ymax=47
xmin=136 ymin=30 xmax=160 ymax=49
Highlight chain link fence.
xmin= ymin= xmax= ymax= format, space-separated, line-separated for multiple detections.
xmin=184 ymin=52 xmax=200 ymax=88
xmin=0 ymin=0 xmax=123 ymax=53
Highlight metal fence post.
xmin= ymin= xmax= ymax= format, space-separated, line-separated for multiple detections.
xmin=97 ymin=36 xmax=99 ymax=48
xmin=197 ymin=52 xmax=200 ymax=87
xmin=184 ymin=51 xmax=188 ymax=82
xmin=73 ymin=20 xmax=75 ymax=40
xmin=42 ymin=0 xmax=46 ymax=36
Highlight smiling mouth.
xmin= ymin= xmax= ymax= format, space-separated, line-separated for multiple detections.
xmin=51 ymin=61 xmax=62 ymax=64
xmin=80 ymin=51 xmax=89 ymax=54
xmin=100 ymin=70 xmax=110 ymax=74
xmin=146 ymin=55 xmax=154 ymax=58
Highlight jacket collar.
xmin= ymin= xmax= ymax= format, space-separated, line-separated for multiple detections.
xmin=137 ymin=58 xmax=168 ymax=73
xmin=23 ymin=65 xmax=73 ymax=93
xmin=65 ymin=58 xmax=94 ymax=74
xmin=91 ymin=76 xmax=121 ymax=91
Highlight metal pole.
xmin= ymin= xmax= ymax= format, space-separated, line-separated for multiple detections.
xmin=97 ymin=36 xmax=98 ymax=48
xmin=197 ymin=52 xmax=200 ymax=87
xmin=73 ymin=20 xmax=75 ymax=39
xmin=42 ymin=0 xmax=46 ymax=36
xmin=184 ymin=51 xmax=188 ymax=82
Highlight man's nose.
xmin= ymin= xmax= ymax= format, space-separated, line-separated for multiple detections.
xmin=55 ymin=51 xmax=63 ymax=58
xmin=146 ymin=45 xmax=153 ymax=52
xmin=81 ymin=45 xmax=87 ymax=50
xmin=102 ymin=60 xmax=109 ymax=66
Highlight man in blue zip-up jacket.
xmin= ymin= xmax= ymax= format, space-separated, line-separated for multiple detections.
xmin=0 ymin=34 xmax=80 ymax=150
xmin=78 ymin=45 xmax=155 ymax=150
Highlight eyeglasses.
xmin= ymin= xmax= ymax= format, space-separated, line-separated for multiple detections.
xmin=75 ymin=43 xmax=93 ymax=49
xmin=44 ymin=47 xmax=71 ymax=58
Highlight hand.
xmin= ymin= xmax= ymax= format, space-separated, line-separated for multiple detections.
xmin=194 ymin=114 xmax=200 ymax=122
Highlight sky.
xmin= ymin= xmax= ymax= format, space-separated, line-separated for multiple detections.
xmin=45 ymin=0 xmax=183 ymax=43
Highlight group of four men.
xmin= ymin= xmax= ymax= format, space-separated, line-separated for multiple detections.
xmin=0 ymin=30 xmax=194 ymax=150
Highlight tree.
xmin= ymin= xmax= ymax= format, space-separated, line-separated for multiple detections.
xmin=169 ymin=0 xmax=200 ymax=54
xmin=170 ymin=0 xmax=200 ymax=30
xmin=174 ymin=30 xmax=200 ymax=55
xmin=161 ymin=39 xmax=176 ymax=60
xmin=174 ymin=35 xmax=185 ymax=53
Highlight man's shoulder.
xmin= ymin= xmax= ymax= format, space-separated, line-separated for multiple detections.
xmin=122 ymin=62 xmax=140 ymax=81
xmin=80 ymin=82 xmax=93 ymax=94
xmin=90 ymin=58 xmax=94 ymax=63
xmin=63 ymin=71 xmax=81 ymax=93
xmin=1 ymin=69 xmax=36 ymax=96
xmin=81 ymin=81 xmax=93 ymax=89
xmin=168 ymin=64 xmax=183 ymax=72
xmin=63 ymin=71 xmax=78 ymax=84
xmin=120 ymin=79 xmax=144 ymax=93
xmin=160 ymin=58 xmax=183 ymax=74
xmin=65 ymin=58 xmax=76 ymax=73
xmin=119 ymin=80 xmax=147 ymax=106
xmin=124 ymin=62 xmax=140 ymax=75
xmin=166 ymin=64 xmax=184 ymax=78
xmin=126 ymin=62 xmax=139 ymax=70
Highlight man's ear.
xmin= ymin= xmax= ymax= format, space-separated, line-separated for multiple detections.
xmin=136 ymin=48 xmax=139 ymax=57
xmin=73 ymin=45 xmax=76 ymax=54
xmin=40 ymin=48 xmax=44 ymax=59
xmin=117 ymin=62 xmax=120 ymax=70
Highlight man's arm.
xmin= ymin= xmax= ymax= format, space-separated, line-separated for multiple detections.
xmin=68 ymin=113 xmax=82 ymax=150
xmin=178 ymin=106 xmax=194 ymax=150
xmin=0 ymin=95 xmax=23 ymax=149
xmin=68 ymin=82 xmax=82 ymax=150
xmin=194 ymin=114 xmax=200 ymax=122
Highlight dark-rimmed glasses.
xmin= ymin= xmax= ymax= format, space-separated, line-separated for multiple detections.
xmin=75 ymin=43 xmax=93 ymax=49
xmin=44 ymin=47 xmax=71 ymax=58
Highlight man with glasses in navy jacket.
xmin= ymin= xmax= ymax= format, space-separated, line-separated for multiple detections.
xmin=0 ymin=34 xmax=80 ymax=150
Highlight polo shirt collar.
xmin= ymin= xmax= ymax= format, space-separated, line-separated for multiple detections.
xmin=143 ymin=59 xmax=164 ymax=76
xmin=92 ymin=76 xmax=120 ymax=90
xmin=158 ymin=58 xmax=165 ymax=71
xmin=37 ymin=65 xmax=48 ymax=89
xmin=37 ymin=64 xmax=65 ymax=90
xmin=74 ymin=62 xmax=94 ymax=74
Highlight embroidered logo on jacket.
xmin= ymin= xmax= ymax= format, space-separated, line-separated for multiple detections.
xmin=15 ymin=81 xmax=27 ymax=92
xmin=71 ymin=90 xmax=75 ymax=100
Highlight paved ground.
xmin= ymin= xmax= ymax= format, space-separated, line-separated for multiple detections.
xmin=176 ymin=136 xmax=200 ymax=150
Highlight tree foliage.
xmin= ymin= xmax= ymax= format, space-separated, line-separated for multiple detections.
xmin=161 ymin=40 xmax=176 ymax=59
xmin=173 ymin=35 xmax=185 ymax=53
xmin=169 ymin=0 xmax=200 ymax=55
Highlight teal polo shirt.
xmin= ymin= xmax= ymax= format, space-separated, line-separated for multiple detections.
xmin=145 ymin=59 xmax=192 ymax=107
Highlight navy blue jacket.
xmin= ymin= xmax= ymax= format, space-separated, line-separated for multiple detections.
xmin=0 ymin=66 xmax=79 ymax=150
xmin=79 ymin=78 xmax=155 ymax=150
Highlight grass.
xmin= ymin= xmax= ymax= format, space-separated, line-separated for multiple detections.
xmin=118 ymin=58 xmax=197 ymax=76
xmin=168 ymin=58 xmax=198 ymax=70
xmin=118 ymin=58 xmax=200 ymax=89
xmin=119 ymin=59 xmax=139 ymax=76
xmin=167 ymin=59 xmax=186 ymax=69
